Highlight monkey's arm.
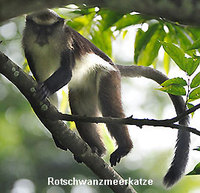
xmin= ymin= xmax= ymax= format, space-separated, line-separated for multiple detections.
xmin=38 ymin=50 xmax=74 ymax=100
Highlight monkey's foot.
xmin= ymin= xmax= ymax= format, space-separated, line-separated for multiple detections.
xmin=110 ymin=147 xmax=130 ymax=166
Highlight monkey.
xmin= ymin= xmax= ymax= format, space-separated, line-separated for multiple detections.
xmin=22 ymin=9 xmax=190 ymax=187
xmin=22 ymin=9 xmax=133 ymax=167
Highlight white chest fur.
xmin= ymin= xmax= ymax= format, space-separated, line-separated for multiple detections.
xmin=68 ymin=53 xmax=116 ymax=90
xmin=31 ymin=42 xmax=61 ymax=82
xmin=33 ymin=45 xmax=59 ymax=81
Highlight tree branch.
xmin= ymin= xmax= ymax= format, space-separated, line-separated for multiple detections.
xmin=0 ymin=51 xmax=137 ymax=193
xmin=166 ymin=103 xmax=200 ymax=124
xmin=0 ymin=0 xmax=200 ymax=25
xmin=57 ymin=112 xmax=200 ymax=137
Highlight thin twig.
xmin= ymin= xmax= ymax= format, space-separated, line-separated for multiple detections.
xmin=57 ymin=111 xmax=200 ymax=136
xmin=167 ymin=103 xmax=200 ymax=123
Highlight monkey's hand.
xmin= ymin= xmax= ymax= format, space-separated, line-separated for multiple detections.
xmin=110 ymin=147 xmax=130 ymax=166
xmin=36 ymin=82 xmax=51 ymax=101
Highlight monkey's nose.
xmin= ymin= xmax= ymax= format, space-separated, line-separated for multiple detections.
xmin=35 ymin=38 xmax=48 ymax=47
xmin=35 ymin=34 xmax=48 ymax=47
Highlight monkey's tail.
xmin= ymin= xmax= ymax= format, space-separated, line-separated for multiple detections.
xmin=117 ymin=64 xmax=190 ymax=187
xmin=163 ymin=95 xmax=190 ymax=188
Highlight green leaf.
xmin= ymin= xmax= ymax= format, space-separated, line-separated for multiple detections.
xmin=187 ymin=163 xmax=200 ymax=175
xmin=159 ymin=77 xmax=187 ymax=96
xmin=115 ymin=14 xmax=146 ymax=30
xmin=191 ymin=72 xmax=200 ymax=88
xmin=189 ymin=87 xmax=200 ymax=100
xmin=187 ymin=38 xmax=200 ymax=50
xmin=187 ymin=103 xmax=195 ymax=117
xmin=122 ymin=30 xmax=128 ymax=39
xmin=99 ymin=9 xmax=123 ymax=31
xmin=164 ymin=52 xmax=170 ymax=74
xmin=161 ymin=42 xmax=186 ymax=72
xmin=91 ymin=29 xmax=112 ymax=57
xmin=67 ymin=13 xmax=95 ymax=33
xmin=186 ymin=27 xmax=200 ymax=53
xmin=134 ymin=24 xmax=159 ymax=63
xmin=165 ymin=23 xmax=178 ymax=45
xmin=134 ymin=29 xmax=145 ymax=63
xmin=175 ymin=26 xmax=191 ymax=49
xmin=161 ymin=77 xmax=187 ymax=87
xmin=159 ymin=85 xmax=186 ymax=96
xmin=187 ymin=27 xmax=200 ymax=40
xmin=138 ymin=27 xmax=165 ymax=66
xmin=184 ymin=57 xmax=200 ymax=76
xmin=174 ymin=26 xmax=194 ymax=56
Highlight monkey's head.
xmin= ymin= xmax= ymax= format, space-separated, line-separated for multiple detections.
xmin=25 ymin=9 xmax=65 ymax=47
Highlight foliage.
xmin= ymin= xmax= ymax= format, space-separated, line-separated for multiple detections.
xmin=188 ymin=163 xmax=200 ymax=175
xmin=188 ymin=147 xmax=200 ymax=175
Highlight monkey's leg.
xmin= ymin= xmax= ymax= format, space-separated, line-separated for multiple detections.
xmin=69 ymin=88 xmax=106 ymax=158
xmin=98 ymin=70 xmax=133 ymax=166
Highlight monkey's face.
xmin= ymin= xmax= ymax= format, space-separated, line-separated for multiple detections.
xmin=25 ymin=10 xmax=64 ymax=47
xmin=27 ymin=21 xmax=64 ymax=47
